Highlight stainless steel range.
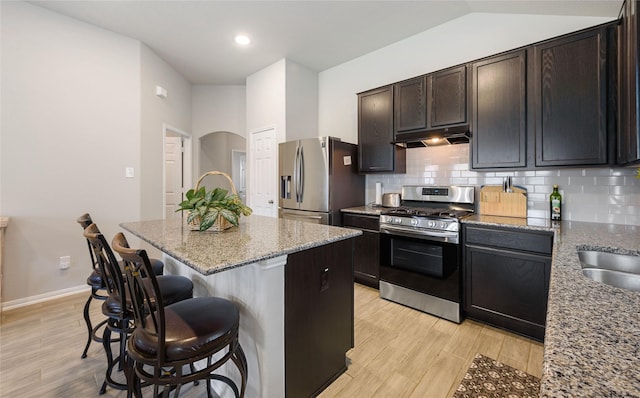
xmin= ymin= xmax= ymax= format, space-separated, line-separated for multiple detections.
xmin=379 ymin=185 xmax=475 ymax=323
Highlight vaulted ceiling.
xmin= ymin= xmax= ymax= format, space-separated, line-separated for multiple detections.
xmin=29 ymin=1 xmax=623 ymax=84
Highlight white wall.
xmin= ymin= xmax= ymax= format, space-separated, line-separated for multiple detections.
xmin=246 ymin=59 xmax=287 ymax=143
xmin=192 ymin=85 xmax=246 ymax=182
xmin=192 ymin=85 xmax=246 ymax=139
xmin=284 ymin=60 xmax=319 ymax=141
xmin=1 ymin=2 xmax=141 ymax=302
xmin=0 ymin=2 xmax=194 ymax=304
xmin=318 ymin=13 xmax=614 ymax=144
xmin=245 ymin=58 xmax=319 ymax=143
xmin=140 ymin=44 xmax=192 ymax=222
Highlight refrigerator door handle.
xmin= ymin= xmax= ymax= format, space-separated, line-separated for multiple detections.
xmin=298 ymin=146 xmax=305 ymax=203
xmin=294 ymin=145 xmax=301 ymax=202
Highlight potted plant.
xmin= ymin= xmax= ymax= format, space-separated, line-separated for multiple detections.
xmin=176 ymin=171 xmax=252 ymax=232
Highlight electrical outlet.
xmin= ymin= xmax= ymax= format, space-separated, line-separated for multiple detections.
xmin=59 ymin=256 xmax=70 ymax=270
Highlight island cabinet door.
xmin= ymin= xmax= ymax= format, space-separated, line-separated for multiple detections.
xmin=284 ymin=238 xmax=355 ymax=398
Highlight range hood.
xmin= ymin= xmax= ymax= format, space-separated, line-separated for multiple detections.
xmin=393 ymin=125 xmax=470 ymax=148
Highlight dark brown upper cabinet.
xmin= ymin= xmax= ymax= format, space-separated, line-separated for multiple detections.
xmin=394 ymin=65 xmax=468 ymax=137
xmin=532 ymin=26 xmax=611 ymax=167
xmin=471 ymin=50 xmax=527 ymax=169
xmin=361 ymin=21 xmax=619 ymax=172
xmin=358 ymin=85 xmax=406 ymax=173
xmin=618 ymin=0 xmax=640 ymax=165
xmin=394 ymin=76 xmax=427 ymax=133
xmin=429 ymin=65 xmax=468 ymax=127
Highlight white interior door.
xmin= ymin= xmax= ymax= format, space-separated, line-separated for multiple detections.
xmin=249 ymin=128 xmax=277 ymax=217
xmin=164 ymin=136 xmax=183 ymax=219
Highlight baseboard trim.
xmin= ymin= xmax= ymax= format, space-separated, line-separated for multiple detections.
xmin=1 ymin=285 xmax=90 ymax=311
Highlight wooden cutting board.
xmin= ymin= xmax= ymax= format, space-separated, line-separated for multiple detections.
xmin=479 ymin=185 xmax=527 ymax=218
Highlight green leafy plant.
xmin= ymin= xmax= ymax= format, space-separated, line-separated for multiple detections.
xmin=176 ymin=186 xmax=252 ymax=231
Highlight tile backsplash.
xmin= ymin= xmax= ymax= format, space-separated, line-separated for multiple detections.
xmin=365 ymin=144 xmax=640 ymax=226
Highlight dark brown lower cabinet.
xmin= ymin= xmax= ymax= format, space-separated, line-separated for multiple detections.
xmin=342 ymin=213 xmax=380 ymax=288
xmin=463 ymin=225 xmax=553 ymax=341
xmin=285 ymin=238 xmax=354 ymax=397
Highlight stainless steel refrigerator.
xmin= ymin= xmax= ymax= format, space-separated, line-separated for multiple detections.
xmin=279 ymin=137 xmax=365 ymax=225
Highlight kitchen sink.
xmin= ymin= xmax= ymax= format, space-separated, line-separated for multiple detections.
xmin=578 ymin=250 xmax=640 ymax=292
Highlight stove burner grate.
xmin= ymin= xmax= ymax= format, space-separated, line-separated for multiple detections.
xmin=383 ymin=207 xmax=472 ymax=219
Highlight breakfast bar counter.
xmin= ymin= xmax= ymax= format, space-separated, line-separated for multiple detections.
xmin=121 ymin=215 xmax=360 ymax=275
xmin=121 ymin=215 xmax=361 ymax=398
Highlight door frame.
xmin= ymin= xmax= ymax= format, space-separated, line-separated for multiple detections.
xmin=162 ymin=123 xmax=192 ymax=219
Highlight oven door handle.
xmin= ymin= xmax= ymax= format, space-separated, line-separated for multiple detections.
xmin=380 ymin=225 xmax=459 ymax=243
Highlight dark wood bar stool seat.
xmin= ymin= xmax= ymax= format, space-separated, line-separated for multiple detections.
xmin=77 ymin=213 xmax=165 ymax=359
xmin=112 ymin=232 xmax=248 ymax=398
xmin=83 ymin=224 xmax=193 ymax=395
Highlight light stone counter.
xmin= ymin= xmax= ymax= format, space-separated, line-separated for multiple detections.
xmin=121 ymin=215 xmax=361 ymax=275
xmin=463 ymin=215 xmax=640 ymax=397
xmin=341 ymin=205 xmax=385 ymax=216
xmin=120 ymin=215 xmax=361 ymax=398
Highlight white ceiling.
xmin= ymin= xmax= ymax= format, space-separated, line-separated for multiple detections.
xmin=29 ymin=0 xmax=623 ymax=84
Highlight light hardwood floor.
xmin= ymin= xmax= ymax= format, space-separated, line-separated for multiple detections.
xmin=319 ymin=285 xmax=543 ymax=398
xmin=0 ymin=284 xmax=543 ymax=397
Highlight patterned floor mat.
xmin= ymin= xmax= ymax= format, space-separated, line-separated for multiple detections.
xmin=452 ymin=353 xmax=541 ymax=398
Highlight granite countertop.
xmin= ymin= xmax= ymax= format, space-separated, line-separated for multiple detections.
xmin=463 ymin=215 xmax=640 ymax=397
xmin=341 ymin=205 xmax=385 ymax=215
xmin=120 ymin=215 xmax=361 ymax=275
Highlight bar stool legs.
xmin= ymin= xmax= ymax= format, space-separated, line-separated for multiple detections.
xmin=99 ymin=317 xmax=132 ymax=394
xmin=81 ymin=287 xmax=109 ymax=359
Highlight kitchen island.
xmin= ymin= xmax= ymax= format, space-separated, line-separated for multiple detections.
xmin=463 ymin=215 xmax=640 ymax=397
xmin=120 ymin=215 xmax=361 ymax=398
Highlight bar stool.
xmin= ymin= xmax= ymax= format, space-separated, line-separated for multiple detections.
xmin=77 ymin=213 xmax=164 ymax=359
xmin=77 ymin=214 xmax=110 ymax=359
xmin=112 ymin=232 xmax=248 ymax=398
xmin=83 ymin=224 xmax=193 ymax=394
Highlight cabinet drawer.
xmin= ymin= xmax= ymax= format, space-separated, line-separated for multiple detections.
xmin=343 ymin=213 xmax=380 ymax=232
xmin=464 ymin=226 xmax=553 ymax=255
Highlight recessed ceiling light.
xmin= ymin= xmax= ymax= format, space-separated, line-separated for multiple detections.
xmin=234 ymin=35 xmax=251 ymax=46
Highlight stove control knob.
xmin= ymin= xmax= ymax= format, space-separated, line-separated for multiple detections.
xmin=410 ymin=218 xmax=419 ymax=226
xmin=440 ymin=222 xmax=447 ymax=229
xmin=428 ymin=220 xmax=436 ymax=228
xmin=394 ymin=217 xmax=402 ymax=224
